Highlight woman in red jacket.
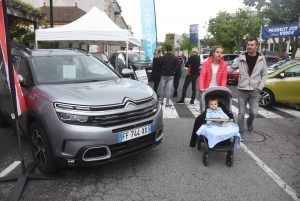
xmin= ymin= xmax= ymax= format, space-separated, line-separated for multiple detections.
xmin=199 ymin=45 xmax=227 ymax=92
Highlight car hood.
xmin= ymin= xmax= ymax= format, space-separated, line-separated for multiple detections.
xmin=34 ymin=79 xmax=153 ymax=105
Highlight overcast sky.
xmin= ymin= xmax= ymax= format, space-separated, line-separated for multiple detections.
xmin=117 ymin=0 xmax=246 ymax=42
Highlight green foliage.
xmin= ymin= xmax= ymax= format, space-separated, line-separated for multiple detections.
xmin=9 ymin=0 xmax=44 ymax=17
xmin=161 ymin=34 xmax=174 ymax=53
xmin=8 ymin=16 xmax=32 ymax=42
xmin=179 ymin=33 xmax=197 ymax=57
xmin=207 ymin=8 xmax=264 ymax=53
xmin=21 ymin=32 xmax=34 ymax=46
xmin=243 ymin=0 xmax=300 ymax=58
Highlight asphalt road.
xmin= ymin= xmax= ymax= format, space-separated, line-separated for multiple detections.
xmin=0 ymin=75 xmax=299 ymax=201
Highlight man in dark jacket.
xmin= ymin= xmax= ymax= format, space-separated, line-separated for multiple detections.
xmin=177 ymin=47 xmax=200 ymax=104
xmin=173 ymin=50 xmax=183 ymax=97
xmin=160 ymin=45 xmax=177 ymax=106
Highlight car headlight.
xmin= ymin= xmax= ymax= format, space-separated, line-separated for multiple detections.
xmin=57 ymin=113 xmax=93 ymax=123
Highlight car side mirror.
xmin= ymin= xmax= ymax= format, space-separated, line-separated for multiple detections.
xmin=17 ymin=74 xmax=24 ymax=83
xmin=279 ymin=73 xmax=284 ymax=78
xmin=121 ymin=68 xmax=134 ymax=77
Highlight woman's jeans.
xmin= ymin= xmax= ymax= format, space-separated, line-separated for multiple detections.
xmin=238 ymin=89 xmax=260 ymax=133
xmin=160 ymin=76 xmax=174 ymax=105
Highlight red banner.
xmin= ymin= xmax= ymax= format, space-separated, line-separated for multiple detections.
xmin=0 ymin=0 xmax=26 ymax=115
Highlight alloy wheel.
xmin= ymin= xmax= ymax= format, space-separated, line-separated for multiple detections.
xmin=259 ymin=91 xmax=271 ymax=106
xmin=32 ymin=129 xmax=47 ymax=167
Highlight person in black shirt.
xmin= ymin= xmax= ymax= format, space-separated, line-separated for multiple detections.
xmin=173 ymin=50 xmax=183 ymax=97
xmin=160 ymin=45 xmax=177 ymax=106
xmin=245 ymin=52 xmax=258 ymax=75
xmin=177 ymin=47 xmax=200 ymax=104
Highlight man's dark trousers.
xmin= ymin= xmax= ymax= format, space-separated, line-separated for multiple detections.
xmin=180 ymin=74 xmax=198 ymax=101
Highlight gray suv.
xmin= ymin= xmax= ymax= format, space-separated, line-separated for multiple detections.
xmin=0 ymin=48 xmax=163 ymax=174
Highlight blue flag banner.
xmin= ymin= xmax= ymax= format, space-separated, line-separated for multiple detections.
xmin=190 ymin=24 xmax=198 ymax=44
xmin=140 ymin=0 xmax=157 ymax=60
xmin=262 ymin=22 xmax=300 ymax=39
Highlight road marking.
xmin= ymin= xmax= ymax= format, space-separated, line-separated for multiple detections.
xmin=232 ymin=99 xmax=283 ymax=118
xmin=161 ymin=99 xmax=179 ymax=118
xmin=241 ymin=143 xmax=300 ymax=201
xmin=0 ymin=161 xmax=21 ymax=177
xmin=272 ymin=106 xmax=300 ymax=118
xmin=185 ymin=98 xmax=201 ymax=117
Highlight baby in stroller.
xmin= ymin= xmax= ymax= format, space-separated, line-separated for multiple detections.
xmin=206 ymin=97 xmax=230 ymax=127
xmin=193 ymin=86 xmax=241 ymax=166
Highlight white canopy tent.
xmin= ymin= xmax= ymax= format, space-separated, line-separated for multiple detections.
xmin=35 ymin=7 xmax=141 ymax=67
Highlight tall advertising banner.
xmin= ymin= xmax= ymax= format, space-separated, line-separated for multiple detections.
xmin=190 ymin=24 xmax=198 ymax=44
xmin=0 ymin=0 xmax=26 ymax=115
xmin=140 ymin=0 xmax=157 ymax=60
xmin=262 ymin=22 xmax=300 ymax=39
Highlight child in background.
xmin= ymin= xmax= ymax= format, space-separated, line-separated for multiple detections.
xmin=206 ymin=97 xmax=230 ymax=126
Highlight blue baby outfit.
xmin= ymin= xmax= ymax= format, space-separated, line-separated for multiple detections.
xmin=206 ymin=107 xmax=229 ymax=124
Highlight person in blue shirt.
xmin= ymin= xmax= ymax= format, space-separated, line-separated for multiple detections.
xmin=206 ymin=97 xmax=229 ymax=126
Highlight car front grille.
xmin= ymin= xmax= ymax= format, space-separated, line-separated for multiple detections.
xmin=90 ymin=105 xmax=157 ymax=127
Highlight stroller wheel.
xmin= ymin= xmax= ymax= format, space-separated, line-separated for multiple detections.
xmin=226 ymin=154 xmax=233 ymax=167
xmin=202 ymin=151 xmax=209 ymax=166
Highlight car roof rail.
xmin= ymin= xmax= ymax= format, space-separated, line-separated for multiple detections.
xmin=12 ymin=46 xmax=32 ymax=55
xmin=59 ymin=48 xmax=90 ymax=55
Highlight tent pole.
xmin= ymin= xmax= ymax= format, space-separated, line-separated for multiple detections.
xmin=126 ymin=40 xmax=128 ymax=67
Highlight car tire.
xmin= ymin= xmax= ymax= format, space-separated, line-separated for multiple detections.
xmin=0 ymin=110 xmax=9 ymax=127
xmin=29 ymin=121 xmax=60 ymax=174
xmin=259 ymin=89 xmax=274 ymax=107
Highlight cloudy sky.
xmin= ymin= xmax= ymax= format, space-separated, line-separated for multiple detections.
xmin=117 ymin=0 xmax=246 ymax=42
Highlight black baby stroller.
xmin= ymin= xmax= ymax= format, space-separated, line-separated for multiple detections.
xmin=197 ymin=86 xmax=237 ymax=167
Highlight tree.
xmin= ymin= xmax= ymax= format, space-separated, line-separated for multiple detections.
xmin=161 ymin=33 xmax=173 ymax=54
xmin=179 ymin=33 xmax=197 ymax=57
xmin=8 ymin=16 xmax=32 ymax=42
xmin=207 ymin=8 xmax=264 ymax=54
xmin=243 ymin=0 xmax=300 ymax=58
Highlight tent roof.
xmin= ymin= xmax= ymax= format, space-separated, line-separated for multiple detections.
xmin=35 ymin=6 xmax=141 ymax=47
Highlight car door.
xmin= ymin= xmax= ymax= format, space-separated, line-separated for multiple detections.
xmin=276 ymin=64 xmax=300 ymax=103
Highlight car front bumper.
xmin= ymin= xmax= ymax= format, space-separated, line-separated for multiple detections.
xmin=44 ymin=104 xmax=163 ymax=167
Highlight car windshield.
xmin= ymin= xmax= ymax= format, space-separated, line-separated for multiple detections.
xmin=271 ymin=59 xmax=299 ymax=73
xmin=266 ymin=58 xmax=279 ymax=67
xmin=128 ymin=53 xmax=150 ymax=63
xmin=31 ymin=55 xmax=119 ymax=84
xmin=100 ymin=53 xmax=109 ymax=62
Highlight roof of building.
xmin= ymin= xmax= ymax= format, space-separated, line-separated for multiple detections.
xmin=40 ymin=4 xmax=86 ymax=23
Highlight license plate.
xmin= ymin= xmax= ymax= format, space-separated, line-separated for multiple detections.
xmin=118 ymin=125 xmax=151 ymax=143
xmin=147 ymin=70 xmax=152 ymax=73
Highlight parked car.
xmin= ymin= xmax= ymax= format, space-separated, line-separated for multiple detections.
xmin=222 ymin=54 xmax=238 ymax=66
xmin=91 ymin=52 xmax=114 ymax=69
xmin=199 ymin=54 xmax=209 ymax=66
xmin=260 ymin=59 xmax=300 ymax=107
xmin=0 ymin=47 xmax=163 ymax=174
xmin=109 ymin=51 xmax=153 ymax=79
xmin=265 ymin=55 xmax=281 ymax=68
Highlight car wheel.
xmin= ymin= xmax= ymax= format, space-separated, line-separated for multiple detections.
xmin=259 ymin=89 xmax=274 ymax=107
xmin=30 ymin=121 xmax=60 ymax=174
xmin=0 ymin=110 xmax=9 ymax=127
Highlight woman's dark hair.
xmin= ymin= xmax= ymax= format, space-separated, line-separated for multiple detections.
xmin=209 ymin=45 xmax=224 ymax=57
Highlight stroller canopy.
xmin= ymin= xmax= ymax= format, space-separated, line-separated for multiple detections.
xmin=201 ymin=87 xmax=232 ymax=112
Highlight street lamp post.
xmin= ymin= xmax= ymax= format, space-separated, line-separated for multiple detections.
xmin=50 ymin=0 xmax=54 ymax=48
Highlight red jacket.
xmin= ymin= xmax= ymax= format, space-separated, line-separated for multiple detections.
xmin=199 ymin=56 xmax=227 ymax=90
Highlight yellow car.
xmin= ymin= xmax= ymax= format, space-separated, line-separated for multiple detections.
xmin=260 ymin=59 xmax=300 ymax=107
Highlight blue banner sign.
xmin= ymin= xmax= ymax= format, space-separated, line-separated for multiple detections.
xmin=140 ymin=0 xmax=157 ymax=60
xmin=190 ymin=24 xmax=198 ymax=44
xmin=262 ymin=22 xmax=300 ymax=39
